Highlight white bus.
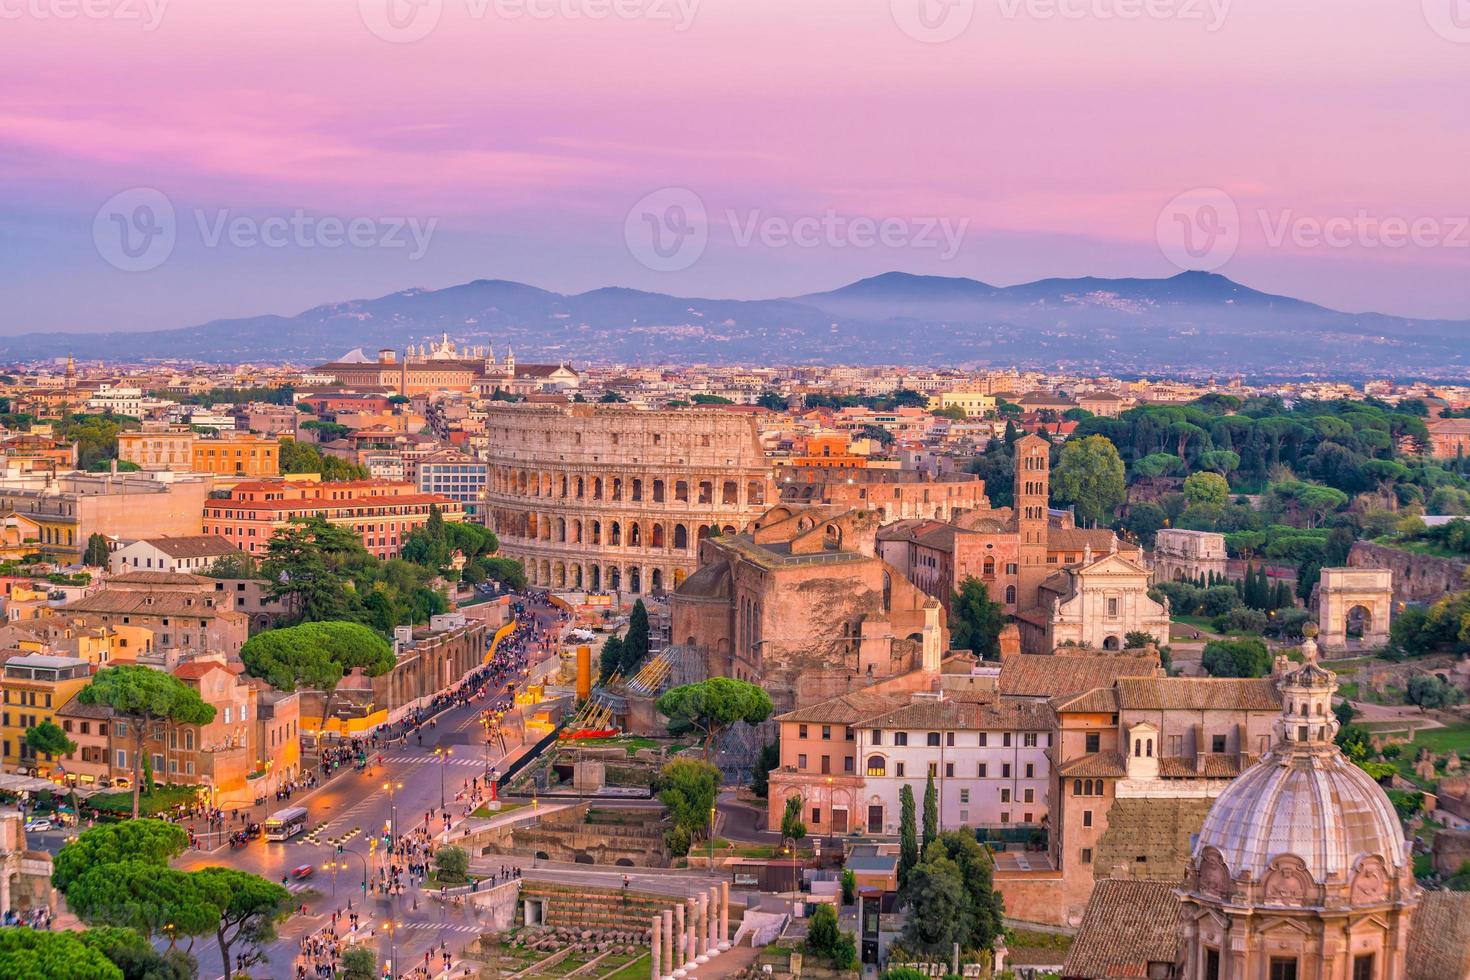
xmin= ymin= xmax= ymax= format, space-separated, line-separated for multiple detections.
xmin=263 ymin=806 xmax=308 ymax=841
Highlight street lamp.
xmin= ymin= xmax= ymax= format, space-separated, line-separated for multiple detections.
xmin=383 ymin=780 xmax=402 ymax=840
xmin=434 ymin=746 xmax=453 ymax=813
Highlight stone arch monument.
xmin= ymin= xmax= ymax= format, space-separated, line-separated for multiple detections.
xmin=1317 ymin=567 xmax=1392 ymax=654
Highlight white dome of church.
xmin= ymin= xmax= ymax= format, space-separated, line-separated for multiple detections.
xmin=1192 ymin=634 xmax=1408 ymax=892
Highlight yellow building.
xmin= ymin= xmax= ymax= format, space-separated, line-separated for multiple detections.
xmin=191 ymin=434 xmax=279 ymax=478
xmin=0 ymin=654 xmax=92 ymax=776
xmin=928 ymin=390 xmax=997 ymax=418
xmin=117 ymin=428 xmax=194 ymax=471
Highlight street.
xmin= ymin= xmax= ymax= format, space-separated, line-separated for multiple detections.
xmin=172 ymin=591 xmax=566 ymax=980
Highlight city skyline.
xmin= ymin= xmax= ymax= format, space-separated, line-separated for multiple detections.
xmin=3 ymin=0 xmax=1470 ymax=337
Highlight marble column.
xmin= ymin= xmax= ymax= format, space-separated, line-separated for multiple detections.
xmin=651 ymin=915 xmax=662 ymax=980
xmin=684 ymin=898 xmax=698 ymax=970
xmin=662 ymin=909 xmax=675 ymax=980
xmin=672 ymin=903 xmax=687 ymax=978
xmin=719 ymin=881 xmax=731 ymax=950
xmin=695 ymin=892 xmax=710 ymax=963
xmin=705 ymin=886 xmax=721 ymax=958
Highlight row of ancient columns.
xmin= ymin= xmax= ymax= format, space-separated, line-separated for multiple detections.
xmin=649 ymin=881 xmax=730 ymax=980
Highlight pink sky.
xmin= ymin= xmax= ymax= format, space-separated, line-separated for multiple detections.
xmin=3 ymin=0 xmax=1468 ymax=333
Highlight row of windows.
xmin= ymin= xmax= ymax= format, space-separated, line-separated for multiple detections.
xmin=870 ymin=730 xmax=1044 ymax=748
xmin=2 ymin=690 xmax=52 ymax=707
xmin=865 ymin=757 xmax=1039 ymax=782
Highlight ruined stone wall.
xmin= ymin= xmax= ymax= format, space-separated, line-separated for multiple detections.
xmin=1348 ymin=540 xmax=1468 ymax=604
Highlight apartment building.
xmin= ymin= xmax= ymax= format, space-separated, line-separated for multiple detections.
xmin=0 ymin=654 xmax=92 ymax=776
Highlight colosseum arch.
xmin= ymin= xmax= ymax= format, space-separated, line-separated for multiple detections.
xmin=556 ymin=517 xmax=566 ymax=542
xmin=553 ymin=562 xmax=566 ymax=587
xmin=612 ymin=477 xmax=623 ymax=501
xmin=651 ymin=523 xmax=665 ymax=548
xmin=593 ymin=477 xmax=604 ymax=499
xmin=652 ymin=568 xmax=664 ymax=593
xmin=722 ymin=480 xmax=739 ymax=505
xmin=675 ymin=480 xmax=689 ymax=502
xmin=575 ymin=476 xmax=585 ymax=498
xmin=632 ymin=478 xmax=643 ymax=502
xmin=629 ymin=567 xmax=642 ymax=593
xmin=629 ymin=522 xmax=642 ymax=547
xmin=572 ymin=519 xmax=583 ymax=544
xmin=610 ymin=521 xmax=622 ymax=546
xmin=673 ymin=524 xmax=689 ymax=549
xmin=653 ymin=479 xmax=665 ymax=503
xmin=747 ymin=480 xmax=765 ymax=506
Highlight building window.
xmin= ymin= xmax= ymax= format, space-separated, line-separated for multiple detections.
xmin=1025 ymin=763 xmax=1034 ymax=778
xmin=1003 ymin=732 xmax=1012 ymax=747
xmin=894 ymin=732 xmax=908 ymax=746
xmin=871 ymin=731 xmax=882 ymax=745
xmin=866 ymin=756 xmax=886 ymax=776
xmin=1085 ymin=732 xmax=1100 ymax=753
xmin=797 ymin=754 xmax=807 ymax=770
xmin=1211 ymin=734 xmax=1227 ymax=753
xmin=978 ymin=763 xmax=987 ymax=778
xmin=1204 ymin=949 xmax=1220 ymax=980
xmin=959 ymin=789 xmax=969 ymax=804
xmin=821 ymin=726 xmax=831 ymax=740
xmin=810 ymin=807 xmax=821 ymax=825
xmin=896 ymin=762 xmax=906 ymax=777
xmin=1107 ymin=598 xmax=1118 ymax=616
xmin=978 ymin=732 xmax=987 ymax=747
xmin=1023 ymin=732 xmax=1038 ymax=747
xmin=1352 ymin=954 xmax=1374 ymax=980
xmin=1083 ymin=810 xmax=1092 ymax=827
xmin=1002 ymin=763 xmax=1011 ymax=778
xmin=926 ymin=732 xmax=940 ymax=747
xmin=945 ymin=763 xmax=954 ymax=778
xmin=1023 ymin=788 xmax=1034 ymax=803
xmin=1080 ymin=847 xmax=1092 ymax=864
xmin=1269 ymin=958 xmax=1299 ymax=980
xmin=844 ymin=756 xmax=853 ymax=773
xmin=799 ymin=725 xmax=807 ymax=739
xmin=1000 ymin=788 xmax=1010 ymax=803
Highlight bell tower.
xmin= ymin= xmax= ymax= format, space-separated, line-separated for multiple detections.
xmin=1013 ymin=433 xmax=1050 ymax=612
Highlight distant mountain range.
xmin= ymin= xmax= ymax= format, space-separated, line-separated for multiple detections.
xmin=4 ymin=271 xmax=1465 ymax=376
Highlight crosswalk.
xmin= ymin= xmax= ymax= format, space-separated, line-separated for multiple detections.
xmin=399 ymin=921 xmax=484 ymax=935
xmin=380 ymin=755 xmax=487 ymax=767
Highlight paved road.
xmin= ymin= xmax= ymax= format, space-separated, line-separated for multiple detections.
xmin=177 ymin=592 xmax=567 ymax=979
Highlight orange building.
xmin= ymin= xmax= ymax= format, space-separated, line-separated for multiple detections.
xmin=191 ymin=434 xmax=280 ymax=477
xmin=201 ymin=478 xmax=464 ymax=559
xmin=117 ymin=428 xmax=194 ymax=471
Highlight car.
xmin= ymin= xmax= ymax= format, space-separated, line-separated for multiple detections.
xmin=23 ymin=818 xmax=52 ymax=833
xmin=291 ymin=864 xmax=314 ymax=880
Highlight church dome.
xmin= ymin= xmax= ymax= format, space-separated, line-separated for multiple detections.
xmin=1192 ymin=637 xmax=1408 ymax=890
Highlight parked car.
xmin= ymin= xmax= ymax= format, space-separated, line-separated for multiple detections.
xmin=23 ymin=818 xmax=52 ymax=833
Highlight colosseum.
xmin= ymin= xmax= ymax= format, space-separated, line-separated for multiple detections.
xmin=481 ymin=403 xmax=775 ymax=594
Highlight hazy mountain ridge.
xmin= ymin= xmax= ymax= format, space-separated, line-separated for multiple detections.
xmin=3 ymin=272 xmax=1464 ymax=375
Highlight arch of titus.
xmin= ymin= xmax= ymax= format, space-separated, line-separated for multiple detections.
xmin=1317 ymin=566 xmax=1392 ymax=654
xmin=481 ymin=403 xmax=774 ymax=596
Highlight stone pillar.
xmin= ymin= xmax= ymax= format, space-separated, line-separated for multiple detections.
xmin=672 ymin=903 xmax=687 ymax=978
xmin=695 ymin=891 xmax=710 ymax=962
xmin=705 ymin=885 xmax=721 ymax=958
xmin=684 ymin=897 xmax=698 ymax=970
xmin=719 ymin=881 xmax=731 ymax=950
xmin=651 ymin=915 xmax=662 ymax=980
xmin=662 ymin=909 xmax=675 ymax=980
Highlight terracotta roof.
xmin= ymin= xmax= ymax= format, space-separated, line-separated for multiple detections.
xmin=1156 ymin=754 xmax=1253 ymax=779
xmin=862 ymin=695 xmax=1055 ymax=733
xmin=64 ymin=591 xmax=239 ymax=620
xmin=999 ymin=654 xmax=1160 ymax=699
xmin=1050 ymin=687 xmax=1120 ymax=714
xmin=173 ymin=660 xmax=243 ymax=680
xmin=135 ymin=535 xmax=241 ymax=560
xmin=1114 ymin=676 xmax=1281 ymax=712
xmin=1061 ymin=879 xmax=1182 ymax=979
xmin=107 ymin=571 xmax=211 ymax=586
xmin=1047 ymin=528 xmax=1134 ymax=555
xmin=1406 ymin=891 xmax=1470 ymax=980
xmin=776 ymin=691 xmax=908 ymax=725
xmin=1055 ymin=751 xmax=1127 ymax=778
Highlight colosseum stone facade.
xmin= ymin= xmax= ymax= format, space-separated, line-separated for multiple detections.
xmin=481 ymin=403 xmax=775 ymax=595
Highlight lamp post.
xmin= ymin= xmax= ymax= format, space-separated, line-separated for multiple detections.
xmin=434 ymin=746 xmax=453 ymax=813
xmin=383 ymin=780 xmax=402 ymax=840
xmin=709 ymin=806 xmax=716 ymax=864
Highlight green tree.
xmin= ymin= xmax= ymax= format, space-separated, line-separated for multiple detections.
xmin=841 ymin=868 xmax=856 ymax=905
xmin=656 ymin=758 xmax=720 ymax=843
xmin=598 ymin=634 xmax=624 ymax=681
xmin=0 ymin=927 xmax=124 ymax=979
xmin=1183 ymin=471 xmax=1230 ymax=507
xmin=656 ymin=678 xmax=773 ymax=760
xmin=933 ymin=830 xmax=1005 ymax=952
xmin=1051 ymin=435 xmax=1126 ymax=526
xmin=781 ymin=794 xmax=807 ymax=843
xmin=1122 ymin=501 xmax=1167 ymax=546
xmin=78 ymin=926 xmax=194 ymax=980
xmin=201 ymin=552 xmax=260 ymax=580
xmin=1201 ymin=638 xmax=1272 ymax=678
xmin=24 ymin=719 xmax=76 ymax=762
xmin=623 ymin=600 xmax=651 ymax=674
xmin=921 ymin=771 xmax=938 ymax=850
xmin=1406 ymin=674 xmax=1465 ymax=711
xmin=62 ymin=860 xmax=220 ymax=945
xmin=804 ymin=902 xmax=853 ymax=967
xmin=259 ymin=516 xmax=368 ymax=623
xmin=77 ymin=669 xmax=215 ymax=819
xmin=191 ymin=866 xmax=292 ymax=974
xmin=950 ymin=577 xmax=1004 ymax=660
xmin=52 ymin=819 xmax=187 ymax=892
xmin=83 ymin=533 xmax=111 ymax=568
xmin=277 ymin=438 xmax=369 ymax=480
xmin=340 ymin=946 xmax=377 ymax=980
xmin=752 ymin=736 xmax=779 ymax=799
xmin=756 ymin=391 xmax=787 ymax=411
xmin=239 ymin=621 xmax=395 ymax=742
xmin=898 ymin=784 xmax=918 ymax=890
xmin=434 ymin=845 xmax=470 ymax=883
xmin=901 ymin=843 xmax=971 ymax=955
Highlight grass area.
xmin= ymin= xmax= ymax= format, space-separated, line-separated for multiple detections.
xmin=423 ymin=870 xmax=482 ymax=888
xmin=1387 ymin=721 xmax=1470 ymax=788
xmin=598 ymin=952 xmax=650 ymax=980
xmin=1414 ymin=853 xmax=1434 ymax=878
xmin=1338 ymin=682 xmax=1360 ymax=699
xmin=562 ymin=736 xmax=687 ymax=757
xmin=471 ymin=800 xmax=530 ymax=819
xmin=88 ymin=784 xmax=201 ymax=816
xmin=1007 ymin=929 xmax=1073 ymax=952
xmin=1172 ymin=615 xmax=1220 ymax=633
